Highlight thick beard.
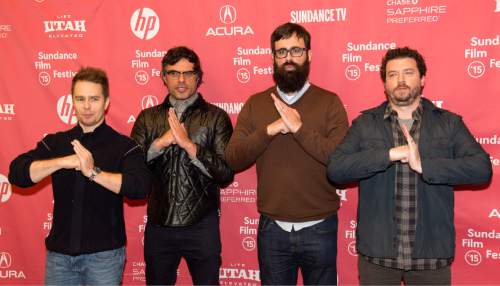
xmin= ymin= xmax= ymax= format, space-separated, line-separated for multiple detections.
xmin=273 ymin=59 xmax=310 ymax=93
xmin=385 ymin=84 xmax=422 ymax=107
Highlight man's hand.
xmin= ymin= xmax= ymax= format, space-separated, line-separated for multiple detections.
xmin=71 ymin=139 xmax=95 ymax=177
xmin=389 ymin=145 xmax=409 ymax=163
xmin=57 ymin=154 xmax=81 ymax=170
xmin=266 ymin=118 xmax=290 ymax=136
xmin=168 ymin=108 xmax=197 ymax=158
xmin=401 ymin=125 xmax=422 ymax=173
xmin=155 ymin=129 xmax=176 ymax=149
xmin=271 ymin=93 xmax=302 ymax=133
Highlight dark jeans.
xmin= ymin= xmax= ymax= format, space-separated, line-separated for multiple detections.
xmin=358 ymin=255 xmax=451 ymax=285
xmin=144 ymin=210 xmax=221 ymax=285
xmin=257 ymin=214 xmax=338 ymax=285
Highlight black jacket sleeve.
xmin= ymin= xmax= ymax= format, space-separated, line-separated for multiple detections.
xmin=196 ymin=111 xmax=234 ymax=187
xmin=9 ymin=136 xmax=55 ymax=187
xmin=327 ymin=116 xmax=392 ymax=184
xmin=118 ymin=140 xmax=152 ymax=200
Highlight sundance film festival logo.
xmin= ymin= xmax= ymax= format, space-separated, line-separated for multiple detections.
xmin=38 ymin=71 xmax=51 ymax=86
xmin=135 ymin=70 xmax=149 ymax=85
xmin=206 ymin=5 xmax=254 ymax=37
xmin=347 ymin=241 xmax=357 ymax=256
xmin=464 ymin=250 xmax=482 ymax=266
xmin=131 ymin=8 xmax=160 ymax=40
xmin=0 ymin=174 xmax=12 ymax=203
xmin=141 ymin=95 xmax=159 ymax=110
xmin=496 ymin=0 xmax=500 ymax=12
xmin=242 ymin=236 xmax=256 ymax=251
xmin=57 ymin=94 xmax=77 ymax=125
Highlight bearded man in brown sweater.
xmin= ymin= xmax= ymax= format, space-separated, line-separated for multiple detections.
xmin=225 ymin=23 xmax=348 ymax=285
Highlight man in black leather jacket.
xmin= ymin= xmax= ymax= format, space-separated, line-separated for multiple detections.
xmin=131 ymin=46 xmax=234 ymax=285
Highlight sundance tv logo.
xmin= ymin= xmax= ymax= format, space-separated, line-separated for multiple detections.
xmin=57 ymin=94 xmax=77 ymax=125
xmin=206 ymin=4 xmax=254 ymax=37
xmin=0 ymin=174 xmax=12 ymax=203
xmin=131 ymin=8 xmax=160 ymax=40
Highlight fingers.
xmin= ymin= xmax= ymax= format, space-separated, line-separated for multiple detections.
xmin=401 ymin=125 xmax=414 ymax=144
xmin=271 ymin=93 xmax=286 ymax=113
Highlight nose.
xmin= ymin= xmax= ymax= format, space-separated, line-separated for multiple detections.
xmin=397 ymin=73 xmax=405 ymax=84
xmin=83 ymin=98 xmax=91 ymax=109
xmin=178 ymin=73 xmax=186 ymax=82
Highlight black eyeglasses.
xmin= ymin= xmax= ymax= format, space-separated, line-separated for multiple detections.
xmin=274 ymin=47 xmax=308 ymax=59
xmin=164 ymin=70 xmax=197 ymax=79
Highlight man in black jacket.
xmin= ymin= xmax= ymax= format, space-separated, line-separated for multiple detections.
xmin=9 ymin=67 xmax=152 ymax=285
xmin=131 ymin=46 xmax=234 ymax=285
xmin=327 ymin=47 xmax=492 ymax=285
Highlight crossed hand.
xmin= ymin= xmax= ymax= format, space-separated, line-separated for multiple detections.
xmin=266 ymin=93 xmax=302 ymax=136
xmin=58 ymin=140 xmax=95 ymax=177
xmin=389 ymin=125 xmax=422 ymax=173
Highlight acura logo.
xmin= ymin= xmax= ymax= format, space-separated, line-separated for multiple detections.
xmin=141 ymin=95 xmax=159 ymax=110
xmin=219 ymin=5 xmax=237 ymax=24
xmin=0 ymin=252 xmax=12 ymax=268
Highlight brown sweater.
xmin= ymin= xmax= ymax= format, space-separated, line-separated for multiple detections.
xmin=225 ymin=84 xmax=348 ymax=221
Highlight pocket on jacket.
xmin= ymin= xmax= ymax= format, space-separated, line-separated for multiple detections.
xmin=190 ymin=126 xmax=209 ymax=146
xmin=428 ymin=137 xmax=452 ymax=158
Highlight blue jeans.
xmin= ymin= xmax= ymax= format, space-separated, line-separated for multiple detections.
xmin=45 ymin=247 xmax=125 ymax=285
xmin=257 ymin=214 xmax=338 ymax=285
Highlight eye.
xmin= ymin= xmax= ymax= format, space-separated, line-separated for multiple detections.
xmin=167 ymin=71 xmax=180 ymax=77
xmin=184 ymin=71 xmax=196 ymax=77
xmin=276 ymin=48 xmax=287 ymax=56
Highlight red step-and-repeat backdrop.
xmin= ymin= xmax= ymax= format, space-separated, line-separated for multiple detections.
xmin=0 ymin=0 xmax=499 ymax=285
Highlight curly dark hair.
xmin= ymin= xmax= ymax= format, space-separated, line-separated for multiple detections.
xmin=161 ymin=46 xmax=203 ymax=87
xmin=380 ymin=47 xmax=427 ymax=82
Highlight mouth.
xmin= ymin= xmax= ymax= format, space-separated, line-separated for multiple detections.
xmin=176 ymin=86 xmax=187 ymax=93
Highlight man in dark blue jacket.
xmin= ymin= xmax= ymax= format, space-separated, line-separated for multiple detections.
xmin=327 ymin=47 xmax=492 ymax=285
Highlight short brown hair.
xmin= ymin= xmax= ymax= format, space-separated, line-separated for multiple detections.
xmin=71 ymin=66 xmax=109 ymax=98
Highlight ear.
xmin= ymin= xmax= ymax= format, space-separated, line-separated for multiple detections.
xmin=307 ymin=49 xmax=312 ymax=62
xmin=420 ymin=75 xmax=425 ymax=87
xmin=104 ymin=97 xmax=110 ymax=110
